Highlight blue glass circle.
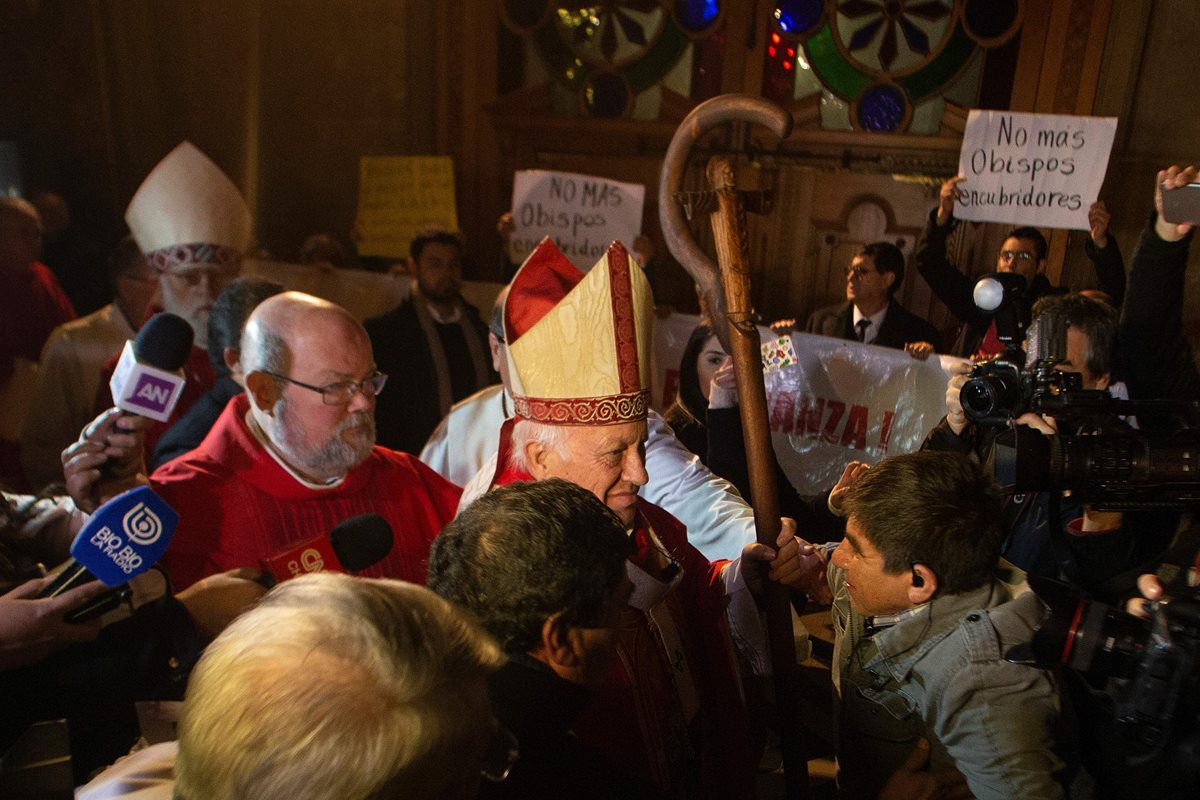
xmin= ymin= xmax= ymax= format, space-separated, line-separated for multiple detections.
xmin=774 ymin=0 xmax=823 ymax=35
xmin=584 ymin=72 xmax=631 ymax=118
xmin=675 ymin=0 xmax=720 ymax=32
xmin=857 ymin=84 xmax=907 ymax=132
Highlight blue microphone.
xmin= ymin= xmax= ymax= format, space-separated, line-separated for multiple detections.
xmin=39 ymin=486 xmax=178 ymax=598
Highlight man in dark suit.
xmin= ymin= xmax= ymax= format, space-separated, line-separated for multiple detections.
xmin=365 ymin=228 xmax=496 ymax=454
xmin=805 ymin=241 xmax=941 ymax=358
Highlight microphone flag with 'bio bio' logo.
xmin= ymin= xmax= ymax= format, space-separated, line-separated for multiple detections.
xmin=69 ymin=486 xmax=179 ymax=587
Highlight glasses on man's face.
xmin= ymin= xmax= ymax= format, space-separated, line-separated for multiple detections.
xmin=159 ymin=263 xmax=240 ymax=289
xmin=999 ymin=250 xmax=1035 ymax=263
xmin=263 ymin=370 xmax=388 ymax=405
xmin=479 ymin=724 xmax=519 ymax=783
xmin=845 ymin=266 xmax=875 ymax=279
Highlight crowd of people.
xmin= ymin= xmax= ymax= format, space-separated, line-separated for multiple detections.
xmin=1 ymin=137 xmax=1197 ymax=800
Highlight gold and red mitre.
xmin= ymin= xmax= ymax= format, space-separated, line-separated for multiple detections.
xmin=125 ymin=141 xmax=252 ymax=273
xmin=504 ymin=237 xmax=653 ymax=425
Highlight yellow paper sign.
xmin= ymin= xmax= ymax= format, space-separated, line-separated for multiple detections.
xmin=357 ymin=156 xmax=459 ymax=258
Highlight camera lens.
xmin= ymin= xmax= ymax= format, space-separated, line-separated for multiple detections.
xmin=961 ymin=377 xmax=1008 ymax=420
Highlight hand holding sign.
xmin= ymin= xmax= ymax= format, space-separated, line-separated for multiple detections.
xmin=955 ymin=110 xmax=1117 ymax=230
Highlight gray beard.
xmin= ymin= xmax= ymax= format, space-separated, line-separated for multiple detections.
xmin=271 ymin=397 xmax=376 ymax=480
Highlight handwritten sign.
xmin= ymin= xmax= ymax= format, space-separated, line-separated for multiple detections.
xmin=510 ymin=169 xmax=645 ymax=270
xmin=956 ymin=111 xmax=1117 ymax=230
xmin=357 ymin=156 xmax=459 ymax=258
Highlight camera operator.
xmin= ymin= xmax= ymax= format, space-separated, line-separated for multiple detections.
xmin=924 ymin=294 xmax=1173 ymax=599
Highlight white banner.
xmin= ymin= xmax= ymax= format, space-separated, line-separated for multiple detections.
xmin=651 ymin=315 xmax=963 ymax=496
xmin=509 ymin=169 xmax=645 ymax=270
xmin=955 ymin=110 xmax=1117 ymax=231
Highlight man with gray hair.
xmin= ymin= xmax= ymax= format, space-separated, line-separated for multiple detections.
xmin=145 ymin=291 xmax=462 ymax=590
xmin=77 ymin=572 xmax=504 ymax=800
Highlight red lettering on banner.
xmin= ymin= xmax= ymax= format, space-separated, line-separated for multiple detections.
xmin=821 ymin=401 xmax=845 ymax=443
xmin=840 ymin=405 xmax=868 ymax=449
xmin=770 ymin=393 xmax=795 ymax=433
xmin=798 ymin=395 xmax=825 ymax=437
xmin=662 ymin=369 xmax=680 ymax=408
xmin=879 ymin=410 xmax=895 ymax=452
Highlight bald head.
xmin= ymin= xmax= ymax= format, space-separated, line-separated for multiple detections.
xmin=242 ymin=291 xmax=368 ymax=376
xmin=0 ymin=198 xmax=42 ymax=274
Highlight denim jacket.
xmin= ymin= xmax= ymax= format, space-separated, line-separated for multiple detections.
xmin=827 ymin=563 xmax=1064 ymax=800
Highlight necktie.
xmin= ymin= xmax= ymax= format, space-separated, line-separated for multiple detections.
xmin=856 ymin=319 xmax=871 ymax=342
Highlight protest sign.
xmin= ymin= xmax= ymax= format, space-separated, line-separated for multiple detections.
xmin=955 ymin=110 xmax=1117 ymax=230
xmin=510 ymin=169 xmax=645 ymax=270
xmin=650 ymin=314 xmax=961 ymax=496
xmin=357 ymin=156 xmax=459 ymax=258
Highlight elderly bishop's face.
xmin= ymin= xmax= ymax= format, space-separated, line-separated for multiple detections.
xmin=536 ymin=420 xmax=648 ymax=527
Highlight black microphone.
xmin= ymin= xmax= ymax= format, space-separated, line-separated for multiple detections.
xmin=108 ymin=312 xmax=194 ymax=422
xmin=260 ymin=514 xmax=394 ymax=585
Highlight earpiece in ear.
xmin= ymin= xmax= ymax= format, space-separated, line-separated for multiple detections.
xmin=911 ymin=564 xmax=925 ymax=588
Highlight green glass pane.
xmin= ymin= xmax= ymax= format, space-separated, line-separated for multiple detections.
xmin=534 ymin=18 xmax=591 ymax=88
xmin=897 ymin=22 xmax=975 ymax=101
xmin=623 ymin=20 xmax=688 ymax=91
xmin=804 ymin=24 xmax=871 ymax=100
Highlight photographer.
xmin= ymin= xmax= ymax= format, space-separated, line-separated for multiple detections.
xmin=923 ymin=294 xmax=1172 ymax=598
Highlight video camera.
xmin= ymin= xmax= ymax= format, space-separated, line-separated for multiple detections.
xmin=1010 ymin=572 xmax=1200 ymax=791
xmin=957 ymin=274 xmax=1200 ymax=507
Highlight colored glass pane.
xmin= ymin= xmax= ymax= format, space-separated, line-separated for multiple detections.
xmin=896 ymin=21 xmax=973 ymax=100
xmin=534 ymin=19 xmax=590 ymax=87
xmin=584 ymin=72 xmax=631 ymax=117
xmin=857 ymin=83 xmax=906 ymax=131
xmin=774 ymin=0 xmax=823 ymax=35
xmin=624 ymin=20 xmax=687 ymax=91
xmin=964 ymin=0 xmax=1018 ymax=40
xmin=675 ymin=0 xmax=719 ymax=32
xmin=805 ymin=25 xmax=871 ymax=99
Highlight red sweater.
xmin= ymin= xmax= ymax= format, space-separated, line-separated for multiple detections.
xmin=151 ymin=394 xmax=461 ymax=590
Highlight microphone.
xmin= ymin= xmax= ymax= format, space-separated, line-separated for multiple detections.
xmin=260 ymin=514 xmax=394 ymax=585
xmin=108 ymin=312 xmax=194 ymax=422
xmin=39 ymin=485 xmax=179 ymax=598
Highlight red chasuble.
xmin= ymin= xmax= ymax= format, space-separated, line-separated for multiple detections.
xmin=151 ymin=393 xmax=461 ymax=590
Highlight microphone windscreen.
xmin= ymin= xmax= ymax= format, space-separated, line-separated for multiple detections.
xmin=329 ymin=514 xmax=394 ymax=572
xmin=134 ymin=313 xmax=194 ymax=371
xmin=68 ymin=486 xmax=179 ymax=587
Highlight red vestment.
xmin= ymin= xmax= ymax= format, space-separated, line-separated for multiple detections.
xmin=494 ymin=456 xmax=754 ymax=799
xmin=151 ymin=394 xmax=461 ymax=590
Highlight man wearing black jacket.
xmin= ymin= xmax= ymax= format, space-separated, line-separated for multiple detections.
xmin=915 ymin=176 xmax=1125 ymax=357
xmin=805 ymin=241 xmax=942 ymax=357
xmin=366 ymin=228 xmax=496 ymax=454
xmin=428 ymin=479 xmax=656 ymax=800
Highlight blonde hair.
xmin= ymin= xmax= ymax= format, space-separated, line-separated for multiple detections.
xmin=174 ymin=573 xmax=502 ymax=800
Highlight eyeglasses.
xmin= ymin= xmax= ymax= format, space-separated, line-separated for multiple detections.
xmin=157 ymin=263 xmax=240 ymax=288
xmin=262 ymin=370 xmax=387 ymax=405
xmin=999 ymin=250 xmax=1036 ymax=263
xmin=480 ymin=724 xmax=520 ymax=783
xmin=845 ymin=266 xmax=875 ymax=278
